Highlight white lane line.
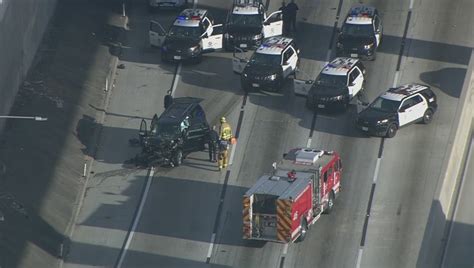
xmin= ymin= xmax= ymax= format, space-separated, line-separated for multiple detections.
xmin=392 ymin=71 xmax=399 ymax=88
xmin=116 ymin=168 xmax=155 ymax=268
xmin=306 ymin=138 xmax=312 ymax=148
xmin=282 ymin=243 xmax=289 ymax=255
xmin=229 ymin=140 xmax=238 ymax=165
xmin=355 ymin=248 xmax=364 ymax=268
xmin=170 ymin=63 xmax=182 ymax=97
xmin=373 ymin=158 xmax=382 ymax=183
xmin=206 ymin=233 xmax=216 ymax=259
xmin=440 ymin=135 xmax=474 ymax=267
xmin=409 ymin=0 xmax=414 ymax=10
xmin=325 ymin=49 xmax=332 ymax=63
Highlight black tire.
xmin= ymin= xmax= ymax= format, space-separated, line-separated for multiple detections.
xmin=386 ymin=123 xmax=398 ymax=138
xmin=172 ymin=149 xmax=183 ymax=167
xmin=324 ymin=191 xmax=335 ymax=214
xmin=422 ymin=109 xmax=434 ymax=124
xmin=297 ymin=219 xmax=308 ymax=242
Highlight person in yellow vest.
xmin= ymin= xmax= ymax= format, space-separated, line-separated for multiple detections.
xmin=218 ymin=117 xmax=233 ymax=170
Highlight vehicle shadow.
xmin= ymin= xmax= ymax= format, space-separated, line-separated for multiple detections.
xmin=419 ymin=67 xmax=467 ymax=98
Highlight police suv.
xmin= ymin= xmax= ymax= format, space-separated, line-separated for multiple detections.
xmin=294 ymin=57 xmax=366 ymax=110
xmin=233 ymin=36 xmax=299 ymax=92
xmin=356 ymin=84 xmax=437 ymax=138
xmin=149 ymin=9 xmax=223 ymax=63
xmin=148 ymin=0 xmax=188 ymax=11
xmin=336 ymin=4 xmax=383 ymax=60
xmin=224 ymin=0 xmax=283 ymax=50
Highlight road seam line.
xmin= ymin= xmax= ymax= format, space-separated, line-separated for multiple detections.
xmin=206 ymin=232 xmax=216 ymax=262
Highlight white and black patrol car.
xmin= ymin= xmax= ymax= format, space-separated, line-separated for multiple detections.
xmin=149 ymin=9 xmax=223 ymax=63
xmin=148 ymin=0 xmax=188 ymax=11
xmin=294 ymin=57 xmax=366 ymax=110
xmin=336 ymin=4 xmax=383 ymax=60
xmin=356 ymin=84 xmax=437 ymax=138
xmin=233 ymin=36 xmax=299 ymax=92
xmin=224 ymin=0 xmax=283 ymax=51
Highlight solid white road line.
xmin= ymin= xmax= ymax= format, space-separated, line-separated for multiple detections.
xmin=171 ymin=63 xmax=182 ymax=97
xmin=116 ymin=168 xmax=155 ymax=268
xmin=373 ymin=158 xmax=382 ymax=183
xmin=392 ymin=71 xmax=400 ymax=88
xmin=306 ymin=138 xmax=312 ymax=148
xmin=282 ymin=243 xmax=289 ymax=255
xmin=229 ymin=140 xmax=238 ymax=165
xmin=325 ymin=49 xmax=332 ymax=63
xmin=409 ymin=0 xmax=415 ymax=10
xmin=206 ymin=233 xmax=216 ymax=259
xmin=440 ymin=135 xmax=474 ymax=267
xmin=355 ymin=248 xmax=364 ymax=268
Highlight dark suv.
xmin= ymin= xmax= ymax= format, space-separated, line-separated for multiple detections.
xmin=134 ymin=97 xmax=210 ymax=167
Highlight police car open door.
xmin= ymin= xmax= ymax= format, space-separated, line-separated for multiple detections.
xmin=149 ymin=20 xmax=166 ymax=47
xmin=293 ymin=79 xmax=313 ymax=96
xmin=202 ymin=24 xmax=223 ymax=51
xmin=232 ymin=47 xmax=248 ymax=74
xmin=263 ymin=11 xmax=283 ymax=38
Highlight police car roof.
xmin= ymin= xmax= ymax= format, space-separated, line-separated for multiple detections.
xmin=256 ymin=37 xmax=293 ymax=55
xmin=232 ymin=4 xmax=260 ymax=15
xmin=346 ymin=4 xmax=375 ymax=25
xmin=159 ymin=97 xmax=202 ymax=123
xmin=321 ymin=57 xmax=359 ymax=76
xmin=380 ymin=83 xmax=430 ymax=101
xmin=173 ymin=9 xmax=207 ymax=27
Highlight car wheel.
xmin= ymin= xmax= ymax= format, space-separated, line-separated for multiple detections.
xmin=386 ymin=123 xmax=398 ymax=138
xmin=422 ymin=109 xmax=434 ymax=124
xmin=324 ymin=191 xmax=335 ymax=214
xmin=297 ymin=219 xmax=308 ymax=242
xmin=172 ymin=149 xmax=183 ymax=167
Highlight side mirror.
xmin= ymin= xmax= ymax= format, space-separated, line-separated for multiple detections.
xmin=263 ymin=21 xmax=270 ymax=26
xmin=305 ymin=80 xmax=313 ymax=85
xmin=349 ymin=82 xmax=355 ymax=87
xmin=283 ymin=61 xmax=289 ymax=66
xmin=399 ymin=107 xmax=406 ymax=113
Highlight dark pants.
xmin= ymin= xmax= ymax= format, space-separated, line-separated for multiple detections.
xmin=288 ymin=15 xmax=297 ymax=32
xmin=209 ymin=142 xmax=217 ymax=162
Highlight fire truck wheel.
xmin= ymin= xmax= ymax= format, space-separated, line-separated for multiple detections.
xmin=297 ymin=219 xmax=308 ymax=242
xmin=172 ymin=149 xmax=183 ymax=167
xmin=325 ymin=191 xmax=335 ymax=214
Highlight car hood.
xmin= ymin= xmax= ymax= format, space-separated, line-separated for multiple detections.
xmin=226 ymin=25 xmax=262 ymax=35
xmin=309 ymin=84 xmax=348 ymax=97
xmin=358 ymin=107 xmax=396 ymax=123
xmin=338 ymin=35 xmax=375 ymax=48
xmin=244 ymin=63 xmax=281 ymax=76
xmin=164 ymin=37 xmax=200 ymax=50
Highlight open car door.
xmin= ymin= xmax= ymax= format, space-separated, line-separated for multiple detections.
xmin=232 ymin=47 xmax=249 ymax=74
xmin=293 ymin=79 xmax=313 ymax=96
xmin=202 ymin=24 xmax=223 ymax=52
xmin=149 ymin=20 xmax=167 ymax=47
xmin=263 ymin=11 xmax=283 ymax=38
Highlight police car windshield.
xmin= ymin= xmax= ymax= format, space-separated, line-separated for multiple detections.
xmin=342 ymin=24 xmax=374 ymax=37
xmin=229 ymin=14 xmax=262 ymax=26
xmin=370 ymin=97 xmax=400 ymax=113
xmin=168 ymin=25 xmax=201 ymax=38
xmin=250 ymin=53 xmax=280 ymax=66
xmin=317 ymin=73 xmax=347 ymax=87
xmin=155 ymin=123 xmax=181 ymax=138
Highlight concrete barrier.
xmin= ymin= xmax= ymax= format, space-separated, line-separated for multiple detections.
xmin=418 ymin=50 xmax=474 ymax=267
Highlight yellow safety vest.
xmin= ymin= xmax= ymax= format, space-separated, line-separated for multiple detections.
xmin=220 ymin=122 xmax=232 ymax=141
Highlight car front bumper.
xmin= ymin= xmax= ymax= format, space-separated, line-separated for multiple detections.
xmin=241 ymin=76 xmax=282 ymax=91
xmin=355 ymin=121 xmax=389 ymax=136
xmin=337 ymin=46 xmax=376 ymax=60
xmin=225 ymin=36 xmax=262 ymax=50
xmin=162 ymin=49 xmax=201 ymax=62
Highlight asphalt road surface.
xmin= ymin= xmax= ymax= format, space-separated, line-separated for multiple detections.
xmin=64 ymin=0 xmax=474 ymax=267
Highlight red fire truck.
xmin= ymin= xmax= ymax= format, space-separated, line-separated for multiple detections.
xmin=242 ymin=148 xmax=342 ymax=243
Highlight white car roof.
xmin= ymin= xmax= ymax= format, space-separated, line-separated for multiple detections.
xmin=381 ymin=83 xmax=429 ymax=101
xmin=173 ymin=9 xmax=207 ymax=27
xmin=232 ymin=5 xmax=260 ymax=15
xmin=321 ymin=57 xmax=358 ymax=76
xmin=345 ymin=4 xmax=375 ymax=25
xmin=256 ymin=37 xmax=293 ymax=55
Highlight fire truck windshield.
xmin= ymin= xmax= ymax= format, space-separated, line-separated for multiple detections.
xmin=252 ymin=194 xmax=277 ymax=214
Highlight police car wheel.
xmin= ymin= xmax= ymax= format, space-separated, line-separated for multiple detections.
xmin=172 ymin=149 xmax=183 ymax=166
xmin=386 ymin=124 xmax=398 ymax=138
xmin=422 ymin=109 xmax=433 ymax=124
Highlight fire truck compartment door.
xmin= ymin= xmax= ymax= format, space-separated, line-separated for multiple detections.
xmin=232 ymin=47 xmax=249 ymax=74
xmin=149 ymin=20 xmax=166 ymax=47
xmin=263 ymin=11 xmax=283 ymax=38
xmin=202 ymin=24 xmax=223 ymax=51
xmin=293 ymin=79 xmax=313 ymax=96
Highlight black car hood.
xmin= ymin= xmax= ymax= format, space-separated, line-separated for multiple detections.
xmin=339 ymin=35 xmax=375 ymax=48
xmin=244 ymin=63 xmax=281 ymax=76
xmin=165 ymin=37 xmax=200 ymax=50
xmin=226 ymin=25 xmax=262 ymax=36
xmin=310 ymin=84 xmax=348 ymax=97
xmin=358 ymin=107 xmax=396 ymax=123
